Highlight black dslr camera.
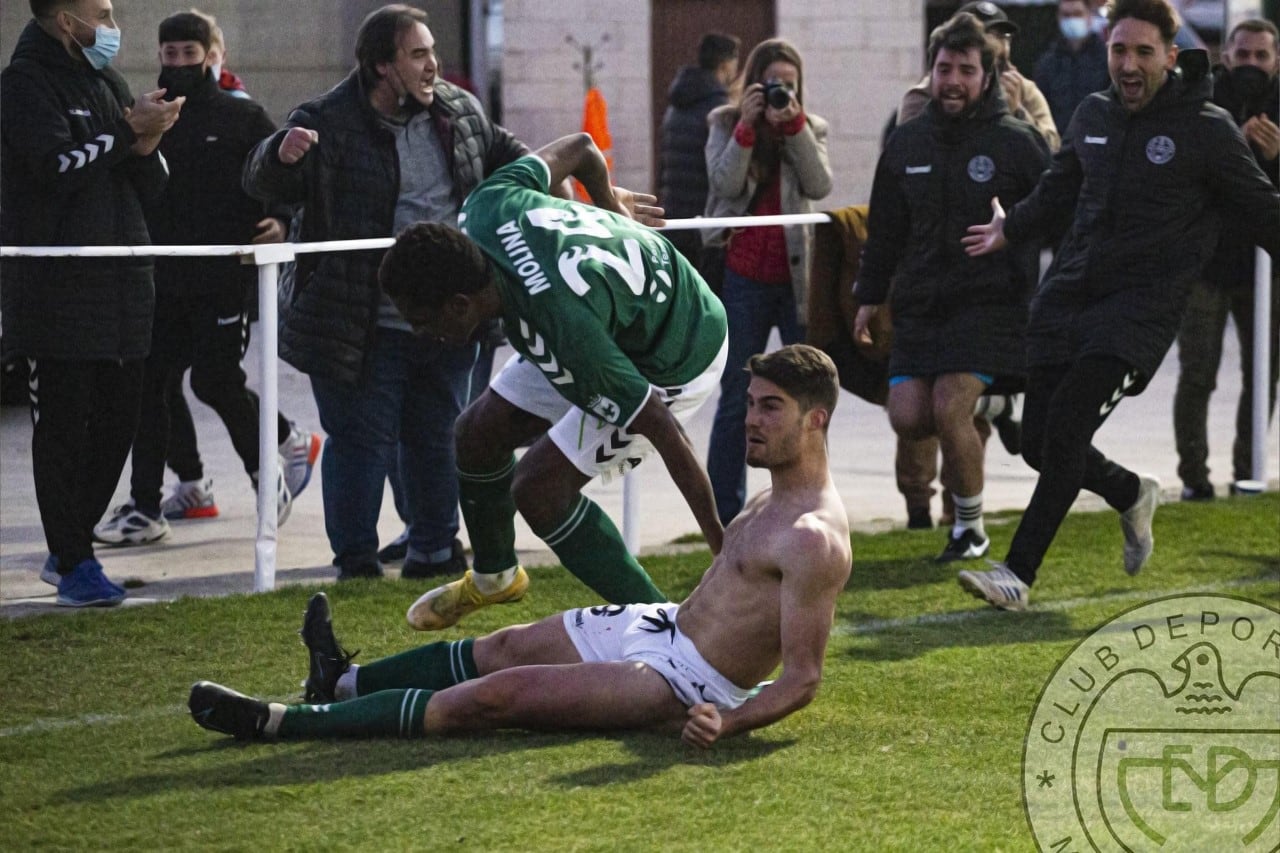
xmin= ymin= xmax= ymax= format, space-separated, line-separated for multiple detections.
xmin=763 ymin=78 xmax=794 ymax=110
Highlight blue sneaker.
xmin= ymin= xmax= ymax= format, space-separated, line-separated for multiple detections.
xmin=40 ymin=554 xmax=60 ymax=586
xmin=56 ymin=558 xmax=127 ymax=607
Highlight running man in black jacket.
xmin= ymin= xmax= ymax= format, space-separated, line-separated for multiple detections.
xmin=854 ymin=13 xmax=1049 ymax=564
xmin=959 ymin=0 xmax=1280 ymax=610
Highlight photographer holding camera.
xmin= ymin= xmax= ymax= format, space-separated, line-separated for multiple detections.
xmin=702 ymin=38 xmax=832 ymax=525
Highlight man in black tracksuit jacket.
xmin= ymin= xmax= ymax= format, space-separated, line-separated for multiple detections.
xmin=0 ymin=2 xmax=180 ymax=606
xmin=854 ymin=13 xmax=1050 ymax=564
xmin=957 ymin=0 xmax=1280 ymax=611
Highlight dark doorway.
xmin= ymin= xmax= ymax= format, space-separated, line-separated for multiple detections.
xmin=650 ymin=0 xmax=775 ymax=192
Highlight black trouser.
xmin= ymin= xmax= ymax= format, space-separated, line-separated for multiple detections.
xmin=132 ymin=290 xmax=289 ymax=511
xmin=1005 ymin=356 xmax=1141 ymax=585
xmin=28 ymin=357 xmax=144 ymax=569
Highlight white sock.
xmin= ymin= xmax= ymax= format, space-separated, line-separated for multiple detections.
xmin=335 ymin=665 xmax=359 ymax=701
xmin=472 ymin=566 xmax=518 ymax=595
xmin=952 ymin=492 xmax=985 ymax=539
xmin=973 ymin=395 xmax=1006 ymax=421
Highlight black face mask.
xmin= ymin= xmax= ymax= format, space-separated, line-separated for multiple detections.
xmin=158 ymin=63 xmax=208 ymax=100
xmin=1228 ymin=64 xmax=1272 ymax=110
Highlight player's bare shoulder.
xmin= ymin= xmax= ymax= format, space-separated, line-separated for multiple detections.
xmin=757 ymin=481 xmax=851 ymax=588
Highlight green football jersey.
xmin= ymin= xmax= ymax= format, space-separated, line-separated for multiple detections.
xmin=459 ymin=155 xmax=726 ymax=427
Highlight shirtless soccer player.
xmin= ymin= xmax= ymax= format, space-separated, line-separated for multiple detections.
xmin=189 ymin=345 xmax=852 ymax=748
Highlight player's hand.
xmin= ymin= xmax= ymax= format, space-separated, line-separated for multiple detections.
xmin=278 ymin=127 xmax=318 ymax=165
xmin=682 ymin=703 xmax=723 ymax=749
xmin=251 ymin=217 xmax=287 ymax=244
xmin=613 ymin=186 xmax=666 ymax=228
xmin=126 ymin=89 xmax=183 ymax=155
xmin=1242 ymin=114 xmax=1280 ymax=163
xmin=962 ymin=196 xmax=1009 ymax=256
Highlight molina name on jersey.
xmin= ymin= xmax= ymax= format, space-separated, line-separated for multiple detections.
xmin=459 ymin=155 xmax=726 ymax=427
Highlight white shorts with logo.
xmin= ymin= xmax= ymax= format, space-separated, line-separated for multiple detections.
xmin=562 ymin=602 xmax=752 ymax=710
xmin=489 ymin=338 xmax=728 ymax=484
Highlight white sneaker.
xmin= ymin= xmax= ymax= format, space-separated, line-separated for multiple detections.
xmin=279 ymin=423 xmax=321 ymax=499
xmin=1120 ymin=474 xmax=1160 ymax=576
xmin=94 ymin=502 xmax=170 ymax=546
xmin=252 ymin=460 xmax=293 ymax=526
xmin=161 ymin=477 xmax=219 ymax=520
xmin=957 ymin=562 xmax=1030 ymax=611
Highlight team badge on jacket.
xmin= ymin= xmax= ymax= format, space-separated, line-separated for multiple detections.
xmin=968 ymin=155 xmax=995 ymax=183
xmin=1145 ymin=136 xmax=1175 ymax=165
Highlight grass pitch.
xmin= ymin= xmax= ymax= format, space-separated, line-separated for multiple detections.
xmin=2 ymin=495 xmax=1277 ymax=851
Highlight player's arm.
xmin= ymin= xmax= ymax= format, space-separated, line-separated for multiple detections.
xmin=629 ymin=393 xmax=724 ymax=555
xmin=683 ymin=524 xmax=850 ymax=748
xmin=533 ymin=133 xmax=665 ymax=226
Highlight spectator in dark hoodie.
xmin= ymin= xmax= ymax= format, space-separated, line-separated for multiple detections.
xmin=658 ymin=32 xmax=739 ymax=272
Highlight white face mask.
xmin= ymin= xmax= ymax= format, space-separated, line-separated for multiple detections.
xmin=66 ymin=13 xmax=121 ymax=70
xmin=1060 ymin=17 xmax=1090 ymax=41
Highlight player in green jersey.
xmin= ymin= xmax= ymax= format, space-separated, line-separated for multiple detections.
xmin=379 ymin=132 xmax=729 ymax=631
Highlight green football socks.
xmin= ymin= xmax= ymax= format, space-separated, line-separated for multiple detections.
xmin=278 ymin=689 xmax=432 ymax=739
xmin=355 ymin=639 xmax=478 ymax=694
xmin=533 ymin=495 xmax=664 ymax=604
xmin=459 ymin=456 xmax=519 ymax=574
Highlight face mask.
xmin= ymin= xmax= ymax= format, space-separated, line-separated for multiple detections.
xmin=1228 ymin=64 xmax=1272 ymax=107
xmin=67 ymin=14 xmax=121 ymax=70
xmin=1059 ymin=17 xmax=1090 ymax=41
xmin=158 ymin=63 xmax=207 ymax=99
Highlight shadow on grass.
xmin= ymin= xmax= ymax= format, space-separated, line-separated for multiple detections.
xmin=56 ymin=728 xmax=791 ymax=805
xmin=837 ymin=606 xmax=1086 ymax=663
xmin=546 ymin=734 xmax=795 ymax=788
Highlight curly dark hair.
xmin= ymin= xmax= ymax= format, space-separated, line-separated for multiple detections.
xmin=747 ymin=344 xmax=839 ymax=426
xmin=378 ymin=222 xmax=492 ymax=317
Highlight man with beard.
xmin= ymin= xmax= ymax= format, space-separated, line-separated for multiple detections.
xmin=960 ymin=0 xmax=1280 ymax=610
xmin=854 ymin=12 xmax=1050 ymax=562
xmin=1172 ymin=18 xmax=1280 ymax=502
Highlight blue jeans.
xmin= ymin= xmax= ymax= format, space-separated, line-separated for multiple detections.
xmin=706 ymin=268 xmax=802 ymax=524
xmin=311 ymin=329 xmax=477 ymax=569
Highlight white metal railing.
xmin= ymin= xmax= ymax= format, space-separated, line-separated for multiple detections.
xmin=2 ymin=220 xmax=1273 ymax=590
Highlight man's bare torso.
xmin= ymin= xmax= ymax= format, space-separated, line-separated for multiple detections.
xmin=676 ymin=480 xmax=851 ymax=688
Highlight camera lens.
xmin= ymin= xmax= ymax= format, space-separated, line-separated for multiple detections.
xmin=766 ymin=84 xmax=792 ymax=110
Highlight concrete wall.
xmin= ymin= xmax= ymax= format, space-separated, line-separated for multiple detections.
xmin=2 ymin=1 xmax=923 ymax=207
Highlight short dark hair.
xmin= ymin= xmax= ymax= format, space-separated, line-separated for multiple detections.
xmin=158 ymin=11 xmax=212 ymax=49
xmin=30 ymin=0 xmax=73 ymax=18
xmin=698 ymin=33 xmax=740 ymax=71
xmin=928 ymin=12 xmax=998 ymax=75
xmin=379 ymin=222 xmax=491 ymax=315
xmin=1108 ymin=0 xmax=1180 ymax=45
xmin=356 ymin=4 xmax=429 ymax=88
xmin=747 ymin=344 xmax=839 ymax=425
xmin=1227 ymin=18 xmax=1279 ymax=52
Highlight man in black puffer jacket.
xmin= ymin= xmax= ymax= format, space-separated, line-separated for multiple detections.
xmin=853 ymin=13 xmax=1050 ymax=565
xmin=958 ymin=0 xmax=1280 ymax=612
xmin=657 ymin=32 xmax=738 ymax=268
xmin=243 ymin=4 xmax=531 ymax=581
xmin=0 ymin=0 xmax=181 ymax=607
